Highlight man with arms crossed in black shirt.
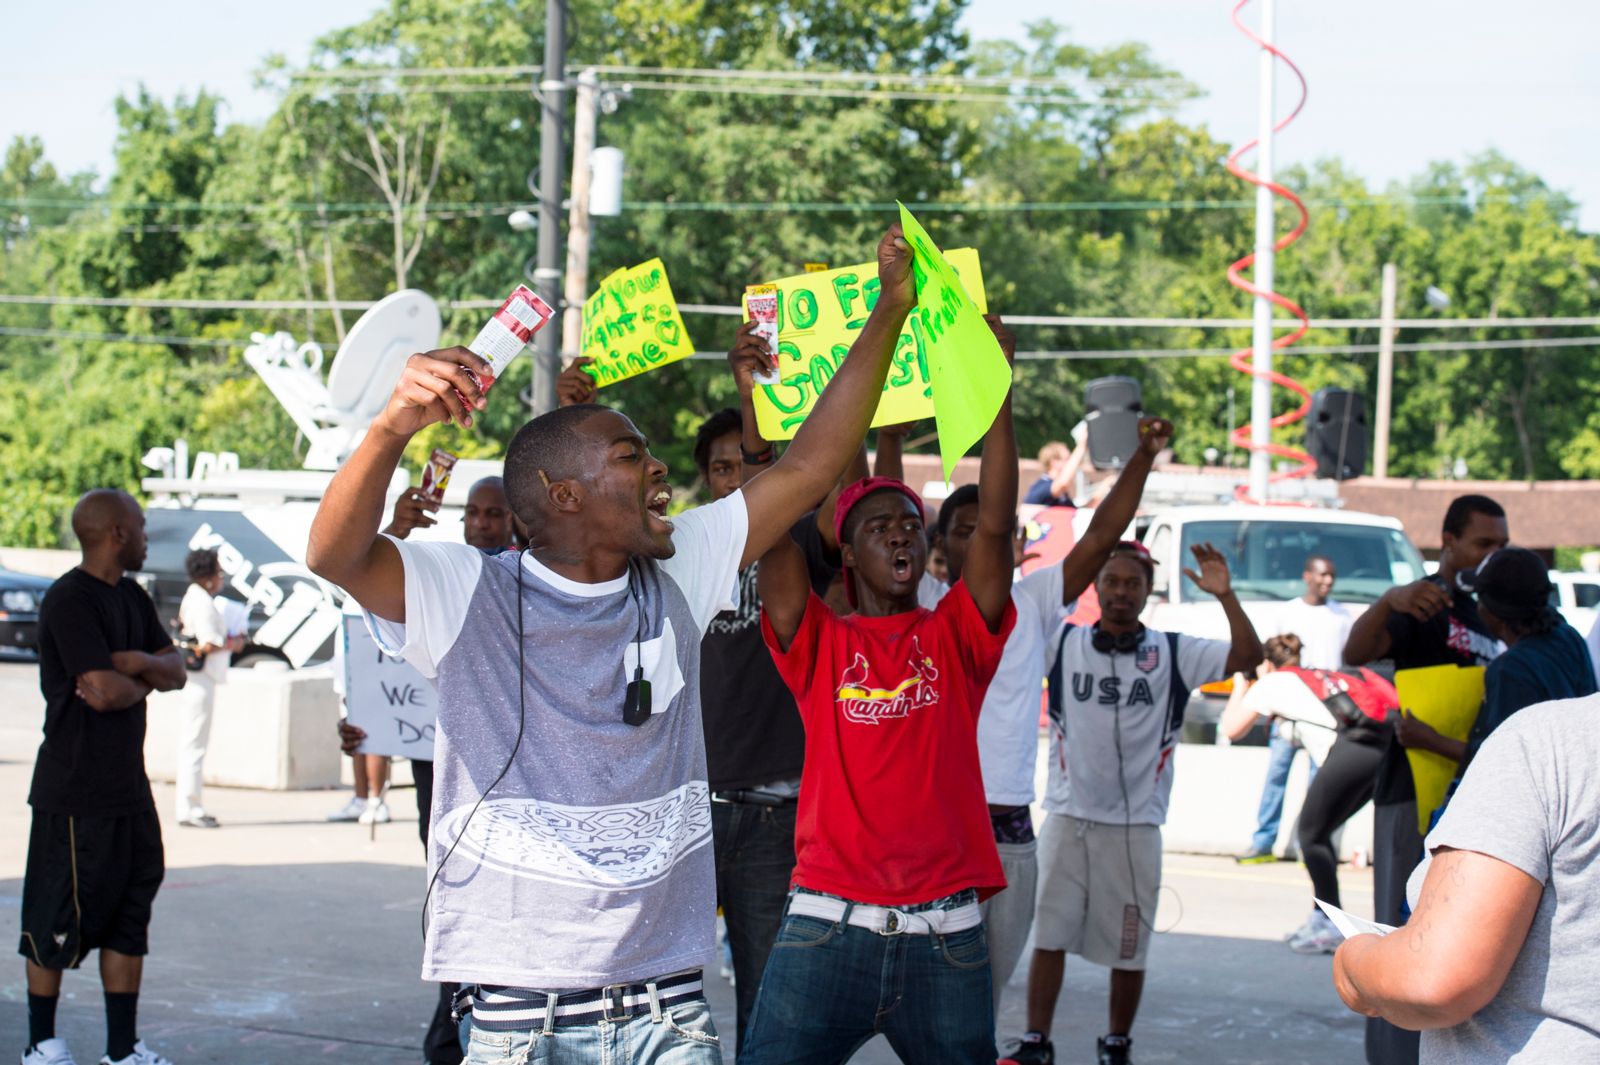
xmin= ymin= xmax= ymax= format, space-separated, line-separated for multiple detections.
xmin=21 ymin=490 xmax=186 ymax=1065
xmin=1342 ymin=494 xmax=1508 ymax=1065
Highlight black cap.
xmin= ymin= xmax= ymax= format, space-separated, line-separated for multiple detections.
xmin=1475 ymin=548 xmax=1552 ymax=622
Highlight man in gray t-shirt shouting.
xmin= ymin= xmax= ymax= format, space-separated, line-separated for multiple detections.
xmin=307 ymin=226 xmax=917 ymax=1064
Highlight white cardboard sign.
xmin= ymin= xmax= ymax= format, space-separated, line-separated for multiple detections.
xmin=342 ymin=616 xmax=437 ymax=760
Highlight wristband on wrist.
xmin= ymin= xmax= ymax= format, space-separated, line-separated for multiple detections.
xmin=741 ymin=444 xmax=776 ymax=465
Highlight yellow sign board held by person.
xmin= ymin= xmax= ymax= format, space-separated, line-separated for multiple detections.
xmin=1394 ymin=663 xmax=1486 ymax=835
xmin=749 ymin=247 xmax=987 ymax=441
xmin=580 ymin=258 xmax=696 ymax=387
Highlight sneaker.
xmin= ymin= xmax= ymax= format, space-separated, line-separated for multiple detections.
xmin=1233 ymin=846 xmax=1275 ymax=865
xmin=327 ymin=795 xmax=367 ymax=822
xmin=997 ymin=1035 xmax=1054 ymax=1065
xmin=98 ymin=1041 xmax=173 ymax=1065
xmin=22 ymin=1037 xmax=78 ymax=1065
xmin=1289 ymin=913 xmax=1343 ymax=955
xmin=1283 ymin=911 xmax=1323 ymax=944
xmin=1097 ymin=1035 xmax=1134 ymax=1065
xmin=178 ymin=814 xmax=220 ymax=829
xmin=357 ymin=799 xmax=391 ymax=825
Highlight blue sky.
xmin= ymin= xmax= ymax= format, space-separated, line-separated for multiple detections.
xmin=4 ymin=1 xmax=1598 ymax=229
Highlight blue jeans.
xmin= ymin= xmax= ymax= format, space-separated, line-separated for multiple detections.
xmin=711 ymin=799 xmax=798 ymax=1053
xmin=740 ymin=896 xmax=995 ymax=1065
xmin=461 ymin=996 xmax=721 ymax=1064
xmin=1250 ymin=730 xmax=1319 ymax=853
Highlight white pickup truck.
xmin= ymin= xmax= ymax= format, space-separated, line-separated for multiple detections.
xmin=1134 ymin=505 xmax=1430 ymax=734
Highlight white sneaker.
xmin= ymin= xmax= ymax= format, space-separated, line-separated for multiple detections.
xmin=1288 ymin=913 xmax=1343 ymax=955
xmin=327 ymin=795 xmax=367 ymax=822
xmin=22 ymin=1037 xmax=78 ymax=1065
xmin=98 ymin=1040 xmax=173 ymax=1065
xmin=357 ymin=798 xmax=391 ymax=825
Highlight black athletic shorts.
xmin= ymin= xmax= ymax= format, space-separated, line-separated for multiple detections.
xmin=18 ymin=809 xmax=164 ymax=969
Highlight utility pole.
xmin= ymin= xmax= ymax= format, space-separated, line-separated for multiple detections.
xmin=562 ymin=68 xmax=599 ymax=360
xmin=529 ymin=0 xmax=567 ymax=415
xmin=1373 ymin=262 xmax=1397 ymax=478
xmin=1247 ymin=0 xmax=1277 ymax=503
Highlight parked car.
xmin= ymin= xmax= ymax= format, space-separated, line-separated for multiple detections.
xmin=0 ymin=568 xmax=55 ymax=662
xmin=1549 ymin=570 xmax=1600 ymax=639
xmin=1138 ymin=505 xmax=1429 ymax=739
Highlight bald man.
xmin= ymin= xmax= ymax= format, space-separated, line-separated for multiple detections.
xmin=21 ymin=490 xmax=185 ymax=1065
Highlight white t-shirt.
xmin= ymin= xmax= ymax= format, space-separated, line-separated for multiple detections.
xmin=179 ymin=582 xmax=230 ymax=681
xmin=923 ymin=566 xmax=1068 ymax=805
xmin=1274 ymin=597 xmax=1354 ymax=671
xmin=1044 ymin=625 xmax=1230 ymax=826
xmin=1239 ymin=671 xmax=1339 ymax=765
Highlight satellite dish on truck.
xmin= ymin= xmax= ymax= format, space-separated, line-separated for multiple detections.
xmin=244 ymin=289 xmax=442 ymax=470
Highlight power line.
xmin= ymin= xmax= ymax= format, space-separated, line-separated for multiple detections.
xmin=2 ymin=192 xmax=1546 ymax=226
xmin=291 ymin=63 xmax=1192 ymax=92
xmin=7 ymin=324 xmax=1598 ymax=360
xmin=7 ymin=293 xmax=1600 ymax=332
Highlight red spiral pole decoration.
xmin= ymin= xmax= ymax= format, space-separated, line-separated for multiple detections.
xmin=1225 ymin=0 xmax=1316 ymax=501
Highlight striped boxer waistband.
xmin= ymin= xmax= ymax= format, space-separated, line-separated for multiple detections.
xmin=463 ymin=969 xmax=704 ymax=1032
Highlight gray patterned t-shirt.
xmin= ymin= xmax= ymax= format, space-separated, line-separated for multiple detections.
xmin=367 ymin=492 xmax=748 ymax=989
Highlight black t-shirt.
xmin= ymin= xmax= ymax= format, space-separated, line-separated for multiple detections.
xmin=31 ymin=568 xmax=172 ymax=816
xmin=700 ymin=514 xmax=837 ymax=791
xmin=1372 ymin=576 xmax=1501 ymax=805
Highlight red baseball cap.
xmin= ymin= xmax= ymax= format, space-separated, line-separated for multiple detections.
xmin=833 ymin=477 xmax=927 ymax=608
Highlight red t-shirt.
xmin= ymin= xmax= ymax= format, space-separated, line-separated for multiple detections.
xmin=761 ymin=580 xmax=1016 ymax=905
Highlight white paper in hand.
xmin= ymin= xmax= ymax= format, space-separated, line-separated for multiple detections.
xmin=1316 ymin=899 xmax=1397 ymax=940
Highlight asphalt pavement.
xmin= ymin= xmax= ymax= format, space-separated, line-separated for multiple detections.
xmin=0 ymin=663 xmax=1370 ymax=1063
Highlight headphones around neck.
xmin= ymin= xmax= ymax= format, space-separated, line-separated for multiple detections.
xmin=1091 ymin=623 xmax=1146 ymax=655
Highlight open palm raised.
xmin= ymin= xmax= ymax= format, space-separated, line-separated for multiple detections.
xmin=1182 ymin=542 xmax=1234 ymax=598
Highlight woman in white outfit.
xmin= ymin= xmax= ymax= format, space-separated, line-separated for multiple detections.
xmin=176 ymin=549 xmax=242 ymax=828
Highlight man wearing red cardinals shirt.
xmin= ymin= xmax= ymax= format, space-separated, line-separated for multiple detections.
xmin=739 ymin=316 xmax=1021 ymax=1065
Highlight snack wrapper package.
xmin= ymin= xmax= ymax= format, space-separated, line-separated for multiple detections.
xmin=419 ymin=449 xmax=458 ymax=505
xmin=743 ymin=284 xmax=781 ymax=386
xmin=465 ymin=285 xmax=556 ymax=393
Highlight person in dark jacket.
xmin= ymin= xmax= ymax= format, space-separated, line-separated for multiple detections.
xmin=1396 ymin=547 xmax=1598 ymax=775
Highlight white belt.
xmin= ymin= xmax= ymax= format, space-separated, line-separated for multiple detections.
xmin=787 ymin=892 xmax=983 ymax=936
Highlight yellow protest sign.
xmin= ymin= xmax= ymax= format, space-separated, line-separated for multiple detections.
xmin=580 ymin=258 xmax=695 ymax=387
xmin=750 ymin=249 xmax=987 ymax=441
xmin=1394 ymin=664 xmax=1486 ymax=834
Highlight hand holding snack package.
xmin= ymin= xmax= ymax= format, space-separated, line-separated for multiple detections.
xmin=464 ymin=285 xmax=557 ymax=394
xmin=743 ymin=284 xmax=781 ymax=386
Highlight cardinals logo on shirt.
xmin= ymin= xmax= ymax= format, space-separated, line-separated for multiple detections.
xmin=835 ymin=638 xmax=940 ymax=724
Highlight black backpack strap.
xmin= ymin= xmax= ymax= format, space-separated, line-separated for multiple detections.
xmin=1047 ymin=623 xmax=1078 ymax=729
xmin=1165 ymin=630 xmax=1187 ymax=736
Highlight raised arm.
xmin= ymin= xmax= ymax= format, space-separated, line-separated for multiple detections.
xmin=756 ymin=533 xmax=812 ymax=651
xmin=1057 ymin=417 xmax=1172 ymax=606
xmin=306 ymin=346 xmax=494 ymax=622
xmin=1184 ymin=543 xmax=1264 ymax=674
xmin=872 ymin=422 xmax=914 ymax=481
xmin=1334 ymin=847 xmax=1541 ymax=1029
xmin=958 ymin=315 xmax=1019 ymax=633
xmin=738 ymin=225 xmax=913 ymax=566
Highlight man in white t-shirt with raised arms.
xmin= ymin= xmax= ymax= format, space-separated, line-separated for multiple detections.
xmin=1003 ymin=541 xmax=1262 ymax=1065
xmin=927 ymin=411 xmax=1173 ymax=1020
xmin=306 ymin=225 xmax=917 ymax=1065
